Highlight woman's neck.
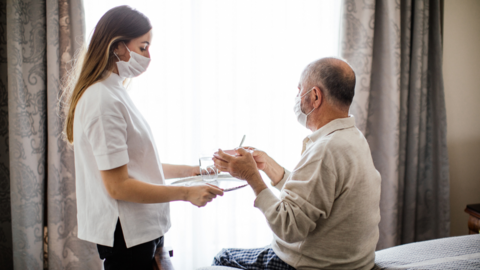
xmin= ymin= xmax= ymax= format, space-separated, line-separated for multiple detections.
xmin=111 ymin=65 xmax=119 ymax=75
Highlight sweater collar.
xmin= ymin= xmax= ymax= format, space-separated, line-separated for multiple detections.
xmin=307 ymin=116 xmax=356 ymax=143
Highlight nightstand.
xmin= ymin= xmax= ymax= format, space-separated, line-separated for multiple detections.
xmin=465 ymin=204 xmax=480 ymax=234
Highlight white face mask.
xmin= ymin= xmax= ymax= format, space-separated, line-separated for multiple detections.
xmin=293 ymin=88 xmax=315 ymax=128
xmin=114 ymin=42 xmax=151 ymax=78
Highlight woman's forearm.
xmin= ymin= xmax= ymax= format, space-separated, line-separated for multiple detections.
xmin=109 ymin=177 xmax=188 ymax=203
xmin=101 ymin=164 xmax=222 ymax=206
xmin=162 ymin=163 xmax=198 ymax=179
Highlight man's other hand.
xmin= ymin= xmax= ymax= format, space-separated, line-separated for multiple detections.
xmin=243 ymin=147 xmax=269 ymax=170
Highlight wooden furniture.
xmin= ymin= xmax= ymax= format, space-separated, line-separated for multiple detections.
xmin=153 ymin=247 xmax=174 ymax=270
xmin=465 ymin=204 xmax=480 ymax=234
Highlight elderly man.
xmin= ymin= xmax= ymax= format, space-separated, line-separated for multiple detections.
xmin=212 ymin=57 xmax=381 ymax=270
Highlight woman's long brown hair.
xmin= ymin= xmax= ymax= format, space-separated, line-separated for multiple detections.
xmin=63 ymin=5 xmax=151 ymax=143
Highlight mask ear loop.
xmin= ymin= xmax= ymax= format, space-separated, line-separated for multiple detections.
xmin=113 ymin=42 xmax=131 ymax=61
xmin=123 ymin=42 xmax=131 ymax=53
xmin=301 ymin=87 xmax=316 ymax=115
xmin=113 ymin=51 xmax=121 ymax=61
xmin=306 ymin=106 xmax=315 ymax=116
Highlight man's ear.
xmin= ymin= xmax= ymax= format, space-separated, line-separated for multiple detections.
xmin=312 ymin=86 xmax=323 ymax=108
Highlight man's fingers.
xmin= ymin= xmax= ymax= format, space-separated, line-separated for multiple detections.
xmin=212 ymin=157 xmax=229 ymax=170
xmin=244 ymin=147 xmax=260 ymax=157
xmin=214 ymin=149 xmax=233 ymax=162
xmin=235 ymin=147 xmax=251 ymax=156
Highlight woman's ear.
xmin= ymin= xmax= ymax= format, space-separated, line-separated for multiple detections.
xmin=112 ymin=42 xmax=128 ymax=61
xmin=114 ymin=42 xmax=127 ymax=56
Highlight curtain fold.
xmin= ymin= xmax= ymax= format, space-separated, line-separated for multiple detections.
xmin=3 ymin=0 xmax=102 ymax=269
xmin=340 ymin=0 xmax=449 ymax=250
xmin=0 ymin=0 xmax=13 ymax=268
xmin=7 ymin=0 xmax=47 ymax=267
xmin=46 ymin=0 xmax=101 ymax=269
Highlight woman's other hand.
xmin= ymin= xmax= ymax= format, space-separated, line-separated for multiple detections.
xmin=162 ymin=164 xmax=200 ymax=179
xmin=185 ymin=184 xmax=223 ymax=207
xmin=186 ymin=165 xmax=200 ymax=177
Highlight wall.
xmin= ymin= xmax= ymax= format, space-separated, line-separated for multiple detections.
xmin=443 ymin=0 xmax=480 ymax=236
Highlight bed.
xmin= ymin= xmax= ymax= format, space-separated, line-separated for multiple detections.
xmin=197 ymin=234 xmax=480 ymax=269
xmin=373 ymin=234 xmax=480 ymax=269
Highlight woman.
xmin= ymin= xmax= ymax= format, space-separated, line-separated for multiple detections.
xmin=63 ymin=6 xmax=224 ymax=270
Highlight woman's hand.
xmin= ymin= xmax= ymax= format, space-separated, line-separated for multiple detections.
xmin=162 ymin=164 xmax=200 ymax=179
xmin=185 ymin=165 xmax=200 ymax=177
xmin=185 ymin=184 xmax=224 ymax=207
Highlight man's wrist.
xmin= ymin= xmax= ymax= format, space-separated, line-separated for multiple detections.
xmin=270 ymin=168 xmax=286 ymax=186
xmin=247 ymin=172 xmax=268 ymax=196
xmin=262 ymin=155 xmax=275 ymax=175
xmin=264 ymin=161 xmax=284 ymax=186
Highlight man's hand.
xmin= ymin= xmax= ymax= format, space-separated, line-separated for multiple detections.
xmin=240 ymin=147 xmax=285 ymax=186
xmin=243 ymin=147 xmax=269 ymax=170
xmin=185 ymin=184 xmax=224 ymax=207
xmin=213 ymin=148 xmax=268 ymax=195
xmin=213 ymin=148 xmax=258 ymax=180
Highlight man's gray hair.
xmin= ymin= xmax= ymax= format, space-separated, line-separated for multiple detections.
xmin=301 ymin=57 xmax=356 ymax=107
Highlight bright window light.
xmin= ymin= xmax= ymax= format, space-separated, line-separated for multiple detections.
xmin=84 ymin=0 xmax=341 ymax=268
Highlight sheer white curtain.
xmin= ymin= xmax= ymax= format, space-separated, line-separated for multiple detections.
xmin=84 ymin=0 xmax=341 ymax=268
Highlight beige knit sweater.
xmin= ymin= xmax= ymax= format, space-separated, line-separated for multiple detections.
xmin=255 ymin=117 xmax=381 ymax=270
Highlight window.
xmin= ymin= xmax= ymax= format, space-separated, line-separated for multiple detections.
xmin=84 ymin=0 xmax=341 ymax=268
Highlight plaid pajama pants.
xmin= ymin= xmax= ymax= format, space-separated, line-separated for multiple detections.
xmin=212 ymin=245 xmax=295 ymax=270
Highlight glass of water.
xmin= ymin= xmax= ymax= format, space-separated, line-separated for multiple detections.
xmin=199 ymin=157 xmax=218 ymax=182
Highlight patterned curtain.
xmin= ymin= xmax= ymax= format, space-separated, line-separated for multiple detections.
xmin=0 ymin=0 xmax=12 ymax=269
xmin=340 ymin=0 xmax=450 ymax=250
xmin=2 ymin=0 xmax=102 ymax=269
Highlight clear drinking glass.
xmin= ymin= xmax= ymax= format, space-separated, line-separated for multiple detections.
xmin=199 ymin=157 xmax=218 ymax=182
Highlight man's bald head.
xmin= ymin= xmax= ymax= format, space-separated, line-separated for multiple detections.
xmin=300 ymin=57 xmax=356 ymax=108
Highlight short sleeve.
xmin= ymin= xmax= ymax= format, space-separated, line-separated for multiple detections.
xmin=85 ymin=115 xmax=129 ymax=170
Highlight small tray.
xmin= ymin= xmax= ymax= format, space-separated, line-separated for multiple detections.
xmin=168 ymin=174 xmax=248 ymax=192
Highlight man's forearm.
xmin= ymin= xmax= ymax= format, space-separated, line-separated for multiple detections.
xmin=262 ymin=156 xmax=285 ymax=185
xmin=254 ymin=189 xmax=318 ymax=243
xmin=248 ymin=172 xmax=268 ymax=196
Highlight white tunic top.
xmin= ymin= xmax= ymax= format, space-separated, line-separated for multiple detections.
xmin=73 ymin=72 xmax=171 ymax=248
xmin=254 ymin=116 xmax=381 ymax=269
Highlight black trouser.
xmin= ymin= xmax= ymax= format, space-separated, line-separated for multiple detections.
xmin=97 ymin=219 xmax=164 ymax=270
